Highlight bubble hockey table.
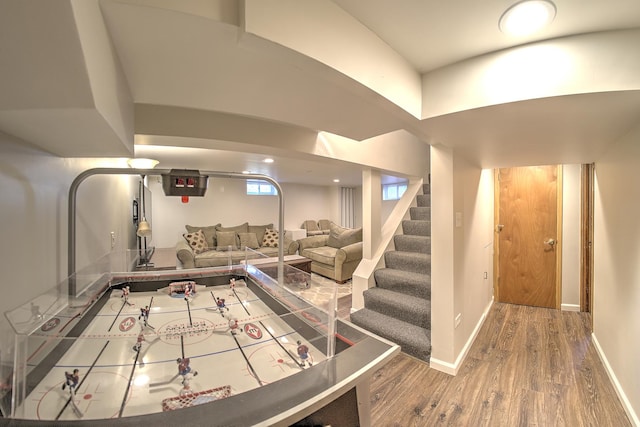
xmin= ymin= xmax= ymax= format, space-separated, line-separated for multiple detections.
xmin=4 ymin=266 xmax=399 ymax=427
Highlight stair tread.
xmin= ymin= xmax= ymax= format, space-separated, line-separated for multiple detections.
xmin=366 ymin=287 xmax=429 ymax=302
xmin=374 ymin=268 xmax=430 ymax=282
xmin=387 ymin=250 xmax=430 ymax=259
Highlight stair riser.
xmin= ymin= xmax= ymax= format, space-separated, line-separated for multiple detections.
xmin=416 ymin=194 xmax=430 ymax=207
xmin=363 ymin=293 xmax=431 ymax=329
xmin=384 ymin=253 xmax=431 ymax=274
xmin=402 ymin=220 xmax=430 ymax=236
xmin=393 ymin=235 xmax=431 ymax=254
xmin=350 ymin=310 xmax=431 ymax=361
xmin=410 ymin=206 xmax=430 ymax=220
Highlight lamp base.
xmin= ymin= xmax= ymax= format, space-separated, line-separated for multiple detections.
xmin=136 ymin=261 xmax=156 ymax=270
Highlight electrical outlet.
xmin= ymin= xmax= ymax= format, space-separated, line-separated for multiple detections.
xmin=455 ymin=313 xmax=462 ymax=328
xmin=484 ymin=271 xmax=488 ymax=279
xmin=110 ymin=232 xmax=116 ymax=249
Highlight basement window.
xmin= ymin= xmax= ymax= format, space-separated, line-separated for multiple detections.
xmin=382 ymin=182 xmax=407 ymax=201
xmin=247 ymin=180 xmax=278 ymax=196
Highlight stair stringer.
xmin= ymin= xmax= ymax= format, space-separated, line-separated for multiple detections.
xmin=351 ymin=178 xmax=423 ymax=311
xmin=351 ymin=182 xmax=432 ymax=362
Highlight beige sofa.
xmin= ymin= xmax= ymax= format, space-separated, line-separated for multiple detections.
xmin=176 ymin=222 xmax=298 ymax=269
xmin=296 ymin=223 xmax=363 ymax=283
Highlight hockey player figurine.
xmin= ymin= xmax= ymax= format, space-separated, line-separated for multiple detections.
xmin=184 ymin=284 xmax=193 ymax=302
xmin=216 ymin=298 xmax=229 ymax=317
xmin=176 ymin=357 xmax=198 ymax=386
xmin=229 ymin=278 xmax=236 ymax=294
xmin=62 ymin=369 xmax=80 ymax=394
xmin=139 ymin=306 xmax=150 ymax=326
xmin=228 ymin=318 xmax=241 ymax=335
xmin=133 ymin=331 xmax=145 ymax=352
xmin=30 ymin=302 xmax=43 ymax=321
xmin=121 ymin=286 xmax=131 ymax=305
xmin=296 ymin=340 xmax=313 ymax=368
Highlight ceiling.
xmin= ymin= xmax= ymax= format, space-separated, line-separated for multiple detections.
xmin=334 ymin=0 xmax=640 ymax=74
xmin=2 ymin=0 xmax=640 ymax=186
xmin=331 ymin=0 xmax=640 ymax=168
xmin=133 ymin=140 xmax=372 ymax=187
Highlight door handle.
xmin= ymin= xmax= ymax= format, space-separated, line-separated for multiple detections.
xmin=544 ymin=238 xmax=556 ymax=246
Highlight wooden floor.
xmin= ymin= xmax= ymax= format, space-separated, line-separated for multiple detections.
xmin=352 ymin=302 xmax=632 ymax=427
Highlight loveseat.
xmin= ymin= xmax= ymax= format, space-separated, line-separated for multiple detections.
xmin=176 ymin=222 xmax=298 ymax=269
xmin=301 ymin=219 xmax=331 ymax=236
xmin=296 ymin=222 xmax=363 ymax=283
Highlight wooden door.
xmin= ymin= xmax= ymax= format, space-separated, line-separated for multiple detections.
xmin=495 ymin=165 xmax=562 ymax=308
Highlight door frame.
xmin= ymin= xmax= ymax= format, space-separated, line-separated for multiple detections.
xmin=493 ymin=166 xmax=563 ymax=308
xmin=580 ymin=164 xmax=595 ymax=324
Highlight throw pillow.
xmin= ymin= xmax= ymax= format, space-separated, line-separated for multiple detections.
xmin=183 ymin=229 xmax=209 ymax=254
xmin=327 ymin=222 xmax=362 ymax=248
xmin=262 ymin=228 xmax=279 ymax=248
xmin=248 ymin=223 xmax=273 ymax=245
xmin=216 ymin=231 xmax=239 ymax=250
xmin=216 ymin=223 xmax=248 ymax=248
xmin=185 ymin=224 xmax=219 ymax=248
xmin=239 ymin=232 xmax=260 ymax=249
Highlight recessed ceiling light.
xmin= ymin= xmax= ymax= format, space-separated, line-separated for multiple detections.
xmin=499 ymin=0 xmax=556 ymax=37
xmin=264 ymin=158 xmax=274 ymax=163
xmin=333 ymin=179 xmax=340 ymax=183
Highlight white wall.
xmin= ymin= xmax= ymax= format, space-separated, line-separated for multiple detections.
xmin=457 ymin=165 xmax=494 ymax=355
xmin=430 ymin=145 xmax=456 ymax=366
xmin=0 ymin=131 xmax=137 ymax=361
xmin=148 ymin=177 xmax=347 ymax=248
xmin=431 ymin=145 xmax=495 ymax=373
xmin=592 ymin=124 xmax=640 ymax=425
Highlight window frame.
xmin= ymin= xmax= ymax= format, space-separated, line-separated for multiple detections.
xmin=246 ymin=179 xmax=278 ymax=196
xmin=382 ymin=182 xmax=408 ymax=201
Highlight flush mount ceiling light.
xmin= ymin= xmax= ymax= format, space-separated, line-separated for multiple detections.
xmin=499 ymin=0 xmax=556 ymax=36
xmin=263 ymin=158 xmax=274 ymax=163
xmin=127 ymin=158 xmax=159 ymax=169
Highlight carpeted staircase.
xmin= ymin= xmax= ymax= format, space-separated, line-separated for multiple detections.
xmin=350 ymin=183 xmax=432 ymax=361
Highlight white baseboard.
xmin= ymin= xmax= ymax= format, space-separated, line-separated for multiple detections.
xmin=430 ymin=300 xmax=494 ymax=376
xmin=561 ymin=303 xmax=580 ymax=312
xmin=429 ymin=356 xmax=457 ymax=375
xmin=592 ymin=333 xmax=640 ymax=427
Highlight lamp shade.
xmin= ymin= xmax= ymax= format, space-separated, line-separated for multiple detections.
xmin=136 ymin=219 xmax=152 ymax=237
xmin=128 ymin=158 xmax=159 ymax=169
